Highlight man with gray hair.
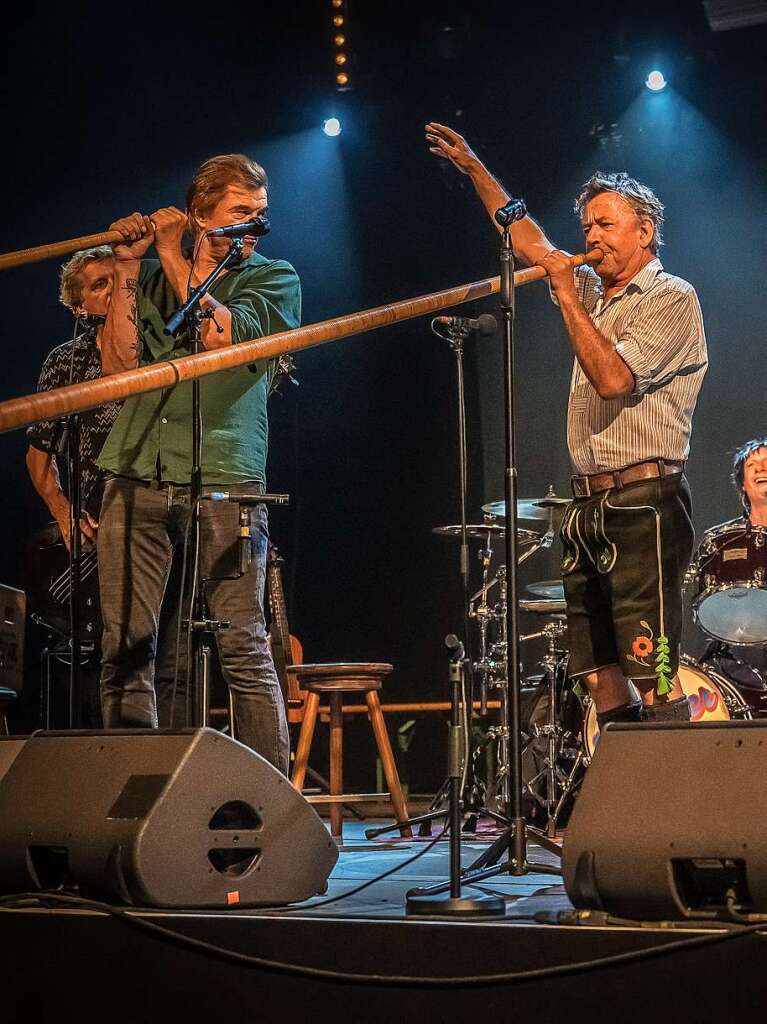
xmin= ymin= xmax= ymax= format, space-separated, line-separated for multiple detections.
xmin=25 ymin=247 xmax=122 ymax=726
xmin=26 ymin=246 xmax=121 ymax=548
xmin=426 ymin=122 xmax=707 ymax=733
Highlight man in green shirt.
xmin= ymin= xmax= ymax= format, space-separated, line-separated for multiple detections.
xmin=96 ymin=153 xmax=300 ymax=774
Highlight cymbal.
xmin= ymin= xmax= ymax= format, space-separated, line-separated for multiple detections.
xmin=526 ymin=579 xmax=565 ymax=601
xmin=432 ymin=524 xmax=540 ymax=546
xmin=519 ymin=598 xmax=567 ymax=615
xmin=482 ymin=496 xmax=570 ymax=521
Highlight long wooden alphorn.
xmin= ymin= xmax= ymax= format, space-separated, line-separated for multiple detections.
xmin=0 ymin=231 xmax=127 ymax=272
xmin=0 ymin=251 xmax=600 ymax=435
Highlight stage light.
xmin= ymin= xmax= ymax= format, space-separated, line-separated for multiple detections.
xmin=323 ymin=118 xmax=342 ymax=137
xmin=330 ymin=0 xmax=352 ymax=91
xmin=645 ymin=69 xmax=667 ymax=92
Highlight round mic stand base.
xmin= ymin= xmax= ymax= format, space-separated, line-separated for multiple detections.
xmin=406 ymin=893 xmax=505 ymax=917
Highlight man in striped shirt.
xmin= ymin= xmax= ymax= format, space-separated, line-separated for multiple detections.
xmin=426 ymin=122 xmax=707 ymax=730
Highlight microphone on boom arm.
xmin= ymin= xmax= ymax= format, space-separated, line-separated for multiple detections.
xmin=206 ymin=215 xmax=271 ymax=238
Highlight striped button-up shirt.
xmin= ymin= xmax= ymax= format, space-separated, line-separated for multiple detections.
xmin=561 ymin=258 xmax=707 ymax=474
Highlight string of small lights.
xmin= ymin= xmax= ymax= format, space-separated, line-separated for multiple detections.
xmin=331 ymin=0 xmax=351 ymax=91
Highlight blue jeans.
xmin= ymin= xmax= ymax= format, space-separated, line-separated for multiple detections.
xmin=97 ymin=476 xmax=289 ymax=774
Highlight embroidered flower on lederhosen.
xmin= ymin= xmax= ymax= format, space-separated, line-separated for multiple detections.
xmin=632 ymin=635 xmax=654 ymax=659
xmin=627 ymin=621 xmax=672 ymax=695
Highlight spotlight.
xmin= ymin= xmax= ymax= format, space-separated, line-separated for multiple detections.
xmin=645 ymin=69 xmax=667 ymax=92
xmin=323 ymin=118 xmax=342 ymax=137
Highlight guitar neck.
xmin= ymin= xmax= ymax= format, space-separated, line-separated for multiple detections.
xmin=267 ymin=561 xmax=294 ymax=665
xmin=266 ymin=548 xmax=301 ymax=705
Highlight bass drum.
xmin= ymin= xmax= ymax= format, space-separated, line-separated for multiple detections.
xmin=582 ymin=656 xmax=752 ymax=760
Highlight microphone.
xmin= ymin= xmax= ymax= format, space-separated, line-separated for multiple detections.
xmin=431 ymin=313 xmax=498 ymax=337
xmin=494 ymin=198 xmax=527 ymax=226
xmin=78 ymin=313 xmax=106 ymax=328
xmin=238 ymin=506 xmax=252 ymax=576
xmin=202 ymin=491 xmax=290 ymax=506
xmin=206 ymin=215 xmax=271 ymax=238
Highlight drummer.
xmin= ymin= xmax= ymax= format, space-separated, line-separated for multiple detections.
xmin=735 ymin=437 xmax=767 ymax=528
xmin=698 ymin=437 xmax=767 ymax=687
xmin=426 ymin=122 xmax=708 ymax=730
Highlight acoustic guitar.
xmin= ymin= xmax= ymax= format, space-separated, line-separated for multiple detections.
xmin=266 ymin=544 xmax=305 ymax=722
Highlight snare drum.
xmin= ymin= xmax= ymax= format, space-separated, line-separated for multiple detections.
xmin=692 ymin=520 xmax=767 ymax=645
xmin=582 ymin=656 xmax=751 ymax=759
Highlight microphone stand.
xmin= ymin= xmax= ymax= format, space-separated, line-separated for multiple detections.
xmin=65 ymin=411 xmax=83 ymax=728
xmin=406 ymin=635 xmax=503 ymax=916
xmin=366 ymin=316 xmax=491 ymax=844
xmin=164 ymin=237 xmax=245 ymax=729
xmin=406 ymin=206 xmax=561 ymax=903
xmin=60 ymin=318 xmax=88 ymax=728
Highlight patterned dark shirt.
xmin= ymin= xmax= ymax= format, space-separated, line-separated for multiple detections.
xmin=27 ymin=327 xmax=122 ymax=515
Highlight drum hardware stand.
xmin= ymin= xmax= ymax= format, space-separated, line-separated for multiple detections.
xmin=472 ymin=563 xmax=512 ymax=817
xmin=519 ymin=619 xmax=583 ymax=838
xmin=407 ymin=204 xmax=562 ymax=903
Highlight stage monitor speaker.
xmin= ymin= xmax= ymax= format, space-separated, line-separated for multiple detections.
xmin=0 ymin=728 xmax=338 ymax=908
xmin=0 ymin=736 xmax=26 ymax=783
xmin=563 ymin=720 xmax=767 ymax=921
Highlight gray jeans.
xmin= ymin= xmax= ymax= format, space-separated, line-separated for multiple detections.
xmin=97 ymin=476 xmax=289 ymax=775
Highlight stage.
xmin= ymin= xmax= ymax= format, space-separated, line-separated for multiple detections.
xmin=3 ymin=819 xmax=765 ymax=1021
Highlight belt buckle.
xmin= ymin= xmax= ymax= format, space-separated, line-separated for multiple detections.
xmin=572 ymin=475 xmax=590 ymax=498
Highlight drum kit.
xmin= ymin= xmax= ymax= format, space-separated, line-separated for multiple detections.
xmin=434 ymin=497 xmax=767 ymax=836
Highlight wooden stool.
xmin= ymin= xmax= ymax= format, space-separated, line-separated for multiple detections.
xmin=288 ymin=663 xmax=412 ymax=840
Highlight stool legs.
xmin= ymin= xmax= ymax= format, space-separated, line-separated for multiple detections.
xmin=291 ymin=691 xmax=320 ymax=792
xmin=366 ymin=691 xmax=412 ymax=838
xmin=329 ymin=692 xmax=344 ymax=838
xmin=291 ymin=684 xmax=411 ymax=842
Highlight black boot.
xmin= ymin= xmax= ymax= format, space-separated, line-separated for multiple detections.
xmin=641 ymin=695 xmax=691 ymax=722
xmin=597 ymin=699 xmax=643 ymax=732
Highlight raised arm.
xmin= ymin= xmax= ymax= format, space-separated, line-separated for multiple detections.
xmin=101 ymin=213 xmax=156 ymax=375
xmin=151 ymin=205 xmax=245 ymax=350
xmin=425 ymin=122 xmax=555 ymax=265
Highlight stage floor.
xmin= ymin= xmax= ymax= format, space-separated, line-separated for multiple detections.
xmin=3 ymin=818 xmax=767 ymax=1020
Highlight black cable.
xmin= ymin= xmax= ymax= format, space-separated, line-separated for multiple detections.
xmin=266 ymin=824 xmax=449 ymax=913
xmin=0 ymin=890 xmax=765 ymax=988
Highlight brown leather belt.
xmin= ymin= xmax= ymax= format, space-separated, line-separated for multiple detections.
xmin=571 ymin=459 xmax=685 ymax=498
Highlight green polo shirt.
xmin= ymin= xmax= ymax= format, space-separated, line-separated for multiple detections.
xmin=97 ymin=252 xmax=301 ymax=484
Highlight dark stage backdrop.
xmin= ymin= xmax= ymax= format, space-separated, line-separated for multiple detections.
xmin=0 ymin=1 xmax=765 ymax=789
